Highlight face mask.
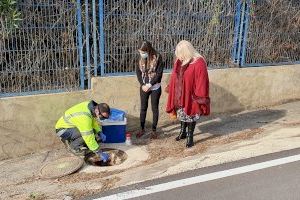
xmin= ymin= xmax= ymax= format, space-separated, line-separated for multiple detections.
xmin=99 ymin=116 xmax=106 ymax=121
xmin=99 ymin=113 xmax=109 ymax=121
xmin=140 ymin=52 xmax=148 ymax=59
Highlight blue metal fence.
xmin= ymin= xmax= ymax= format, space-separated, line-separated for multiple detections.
xmin=0 ymin=0 xmax=81 ymax=96
xmin=242 ymin=0 xmax=300 ymax=66
xmin=1 ymin=0 xmax=300 ymax=97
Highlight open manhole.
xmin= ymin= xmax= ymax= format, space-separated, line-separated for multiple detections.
xmin=84 ymin=148 xmax=128 ymax=167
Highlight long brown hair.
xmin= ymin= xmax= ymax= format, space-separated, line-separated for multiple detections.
xmin=138 ymin=40 xmax=157 ymax=57
xmin=138 ymin=40 xmax=158 ymax=72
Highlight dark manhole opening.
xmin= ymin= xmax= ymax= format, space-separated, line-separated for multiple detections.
xmin=84 ymin=148 xmax=128 ymax=167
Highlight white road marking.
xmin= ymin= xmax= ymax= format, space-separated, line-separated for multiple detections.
xmin=94 ymin=154 xmax=300 ymax=200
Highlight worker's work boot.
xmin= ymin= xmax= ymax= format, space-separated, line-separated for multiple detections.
xmin=62 ymin=139 xmax=87 ymax=156
xmin=175 ymin=121 xmax=187 ymax=141
xmin=72 ymin=147 xmax=89 ymax=157
xmin=61 ymin=138 xmax=70 ymax=149
xmin=186 ymin=122 xmax=196 ymax=148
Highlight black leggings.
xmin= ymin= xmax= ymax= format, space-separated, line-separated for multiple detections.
xmin=140 ymin=87 xmax=162 ymax=131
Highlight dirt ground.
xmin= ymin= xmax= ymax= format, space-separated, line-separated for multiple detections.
xmin=1 ymin=101 xmax=300 ymax=200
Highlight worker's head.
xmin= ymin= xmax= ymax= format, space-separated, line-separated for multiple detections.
xmin=95 ymin=103 xmax=110 ymax=120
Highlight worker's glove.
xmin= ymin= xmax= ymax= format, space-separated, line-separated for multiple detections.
xmin=96 ymin=151 xmax=110 ymax=162
xmin=98 ymin=132 xmax=106 ymax=142
xmin=95 ymin=133 xmax=101 ymax=142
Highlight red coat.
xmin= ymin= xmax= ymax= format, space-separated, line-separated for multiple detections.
xmin=166 ymin=57 xmax=210 ymax=116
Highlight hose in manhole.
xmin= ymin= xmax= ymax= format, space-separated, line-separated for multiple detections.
xmin=84 ymin=148 xmax=128 ymax=167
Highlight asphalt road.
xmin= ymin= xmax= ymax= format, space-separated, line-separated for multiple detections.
xmin=87 ymin=148 xmax=300 ymax=200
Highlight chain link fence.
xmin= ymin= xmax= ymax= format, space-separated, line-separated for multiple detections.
xmin=103 ymin=0 xmax=237 ymax=74
xmin=244 ymin=0 xmax=300 ymax=66
xmin=0 ymin=0 xmax=80 ymax=96
xmin=1 ymin=0 xmax=299 ymax=97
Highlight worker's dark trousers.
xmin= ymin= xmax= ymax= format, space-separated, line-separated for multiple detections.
xmin=140 ymin=87 xmax=161 ymax=131
xmin=59 ymin=128 xmax=86 ymax=150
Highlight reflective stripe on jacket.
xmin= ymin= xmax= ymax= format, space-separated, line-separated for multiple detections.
xmin=55 ymin=101 xmax=101 ymax=151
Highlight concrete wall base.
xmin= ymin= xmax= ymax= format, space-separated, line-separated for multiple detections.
xmin=1 ymin=65 xmax=299 ymax=159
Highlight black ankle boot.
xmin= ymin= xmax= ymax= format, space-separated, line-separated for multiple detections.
xmin=186 ymin=122 xmax=196 ymax=148
xmin=176 ymin=121 xmax=187 ymax=141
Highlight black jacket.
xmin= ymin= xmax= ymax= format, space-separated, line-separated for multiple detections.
xmin=136 ymin=54 xmax=163 ymax=86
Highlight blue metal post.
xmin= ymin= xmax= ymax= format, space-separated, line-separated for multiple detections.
xmin=231 ymin=0 xmax=242 ymax=65
xmin=92 ymin=0 xmax=98 ymax=76
xmin=76 ymin=0 xmax=84 ymax=89
xmin=99 ymin=0 xmax=105 ymax=76
xmin=240 ymin=0 xmax=251 ymax=66
xmin=236 ymin=1 xmax=246 ymax=66
xmin=85 ymin=0 xmax=91 ymax=88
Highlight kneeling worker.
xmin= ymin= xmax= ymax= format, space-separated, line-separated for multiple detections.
xmin=55 ymin=100 xmax=110 ymax=162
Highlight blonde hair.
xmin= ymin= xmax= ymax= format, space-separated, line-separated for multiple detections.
xmin=175 ymin=40 xmax=202 ymax=65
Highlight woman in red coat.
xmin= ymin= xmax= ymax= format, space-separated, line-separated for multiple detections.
xmin=166 ymin=40 xmax=210 ymax=148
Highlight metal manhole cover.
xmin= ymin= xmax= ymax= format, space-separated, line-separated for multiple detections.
xmin=40 ymin=156 xmax=84 ymax=179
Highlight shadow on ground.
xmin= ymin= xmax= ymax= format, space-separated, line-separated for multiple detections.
xmin=156 ymin=82 xmax=287 ymax=144
xmin=159 ymin=109 xmax=286 ymax=140
xmin=198 ymin=109 xmax=286 ymax=136
xmin=125 ymin=84 xmax=287 ymax=147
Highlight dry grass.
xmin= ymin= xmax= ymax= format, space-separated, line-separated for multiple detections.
xmin=69 ymin=176 xmax=121 ymax=200
xmin=144 ymin=128 xmax=265 ymax=165
xmin=57 ymin=169 xmax=124 ymax=184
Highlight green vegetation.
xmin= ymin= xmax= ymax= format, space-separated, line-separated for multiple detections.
xmin=0 ymin=0 xmax=22 ymax=33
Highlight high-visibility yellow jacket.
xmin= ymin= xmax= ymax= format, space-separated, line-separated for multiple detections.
xmin=55 ymin=101 xmax=101 ymax=152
